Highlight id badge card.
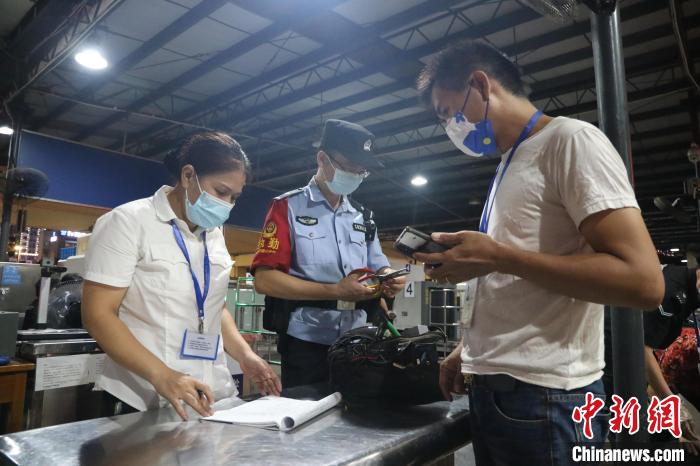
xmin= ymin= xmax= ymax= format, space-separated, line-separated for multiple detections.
xmin=180 ymin=329 xmax=220 ymax=360
xmin=460 ymin=278 xmax=478 ymax=328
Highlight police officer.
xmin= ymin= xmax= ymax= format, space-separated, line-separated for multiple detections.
xmin=251 ymin=119 xmax=406 ymax=388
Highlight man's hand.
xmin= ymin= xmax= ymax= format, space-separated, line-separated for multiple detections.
xmin=333 ymin=274 xmax=376 ymax=302
xmin=439 ymin=343 xmax=465 ymax=401
xmin=414 ymin=231 xmax=508 ymax=284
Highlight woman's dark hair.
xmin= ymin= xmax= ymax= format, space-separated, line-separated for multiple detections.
xmin=417 ymin=39 xmax=526 ymax=108
xmin=163 ymin=131 xmax=251 ymax=180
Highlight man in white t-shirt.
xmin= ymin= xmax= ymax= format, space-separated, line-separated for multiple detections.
xmin=414 ymin=40 xmax=664 ymax=465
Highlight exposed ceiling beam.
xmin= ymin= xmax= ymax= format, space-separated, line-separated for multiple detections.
xmin=2 ymin=0 xmax=126 ymax=106
xmin=224 ymin=7 xmax=700 ymax=159
xmin=70 ymin=0 xmax=349 ymax=141
xmin=251 ymin=49 xmax=699 ymax=177
xmin=262 ymin=101 xmax=692 ymax=189
xmin=142 ymin=0 xmax=680 ymax=162
xmin=31 ymin=0 xmax=230 ymax=130
xmin=253 ymin=75 xmax=695 ymax=186
xmin=113 ymin=0 xmax=481 ymax=153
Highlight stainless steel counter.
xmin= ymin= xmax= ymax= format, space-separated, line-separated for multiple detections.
xmin=0 ymin=397 xmax=471 ymax=466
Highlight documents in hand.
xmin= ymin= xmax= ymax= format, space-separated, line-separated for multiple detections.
xmin=202 ymin=392 xmax=342 ymax=431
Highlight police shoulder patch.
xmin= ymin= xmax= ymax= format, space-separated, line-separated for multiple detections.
xmin=274 ymin=187 xmax=305 ymax=201
xmin=353 ymin=223 xmax=367 ymax=233
xmin=296 ymin=216 xmax=318 ymax=226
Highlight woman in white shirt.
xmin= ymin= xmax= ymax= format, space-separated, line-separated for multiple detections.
xmin=83 ymin=132 xmax=281 ymax=420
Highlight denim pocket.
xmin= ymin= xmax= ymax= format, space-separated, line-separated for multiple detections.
xmin=491 ymin=389 xmax=548 ymax=424
xmin=549 ymin=391 xmax=609 ymax=443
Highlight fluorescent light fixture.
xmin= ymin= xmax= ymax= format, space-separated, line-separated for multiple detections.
xmin=74 ymin=49 xmax=108 ymax=70
xmin=0 ymin=125 xmax=13 ymax=135
xmin=411 ymin=175 xmax=428 ymax=187
xmin=670 ymin=248 xmax=680 ymax=252
xmin=682 ymin=259 xmax=688 ymax=263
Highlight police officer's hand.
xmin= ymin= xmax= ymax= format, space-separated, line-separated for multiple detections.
xmin=379 ymin=269 xmax=407 ymax=298
xmin=334 ymin=274 xmax=376 ymax=302
xmin=151 ymin=366 xmax=215 ymax=421
xmin=239 ymin=350 xmax=282 ymax=396
xmin=439 ymin=343 xmax=465 ymax=401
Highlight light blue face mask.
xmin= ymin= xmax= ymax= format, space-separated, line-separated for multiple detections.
xmin=185 ymin=174 xmax=234 ymax=229
xmin=326 ymin=158 xmax=365 ymax=195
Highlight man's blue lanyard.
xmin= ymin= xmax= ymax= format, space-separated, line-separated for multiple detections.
xmin=171 ymin=221 xmax=210 ymax=334
xmin=479 ymin=110 xmax=543 ymax=234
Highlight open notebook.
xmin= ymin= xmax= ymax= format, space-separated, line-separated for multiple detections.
xmin=202 ymin=392 xmax=342 ymax=432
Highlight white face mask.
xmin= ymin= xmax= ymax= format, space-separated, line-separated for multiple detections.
xmin=326 ymin=157 xmax=365 ymax=195
xmin=444 ymin=86 xmax=499 ymax=158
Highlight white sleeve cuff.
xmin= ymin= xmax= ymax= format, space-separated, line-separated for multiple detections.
xmin=83 ymin=271 xmax=132 ymax=288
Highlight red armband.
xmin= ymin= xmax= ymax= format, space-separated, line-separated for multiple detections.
xmin=251 ymin=199 xmax=291 ymax=274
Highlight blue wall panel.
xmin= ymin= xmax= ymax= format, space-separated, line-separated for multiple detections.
xmin=18 ymin=131 xmax=276 ymax=230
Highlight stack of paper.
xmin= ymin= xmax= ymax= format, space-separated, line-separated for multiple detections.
xmin=202 ymin=392 xmax=342 ymax=432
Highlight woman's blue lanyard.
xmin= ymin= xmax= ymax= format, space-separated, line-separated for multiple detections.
xmin=479 ymin=110 xmax=543 ymax=234
xmin=171 ymin=221 xmax=210 ymax=334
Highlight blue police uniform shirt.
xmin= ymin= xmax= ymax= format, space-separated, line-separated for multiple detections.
xmin=251 ymin=177 xmax=390 ymax=345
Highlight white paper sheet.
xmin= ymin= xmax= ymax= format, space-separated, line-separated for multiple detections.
xmin=35 ymin=353 xmax=104 ymax=391
xmin=203 ymin=392 xmax=342 ymax=431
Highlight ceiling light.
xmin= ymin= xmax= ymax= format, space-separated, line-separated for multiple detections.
xmin=681 ymin=259 xmax=688 ymax=263
xmin=74 ymin=49 xmax=108 ymax=70
xmin=670 ymin=248 xmax=680 ymax=252
xmin=0 ymin=125 xmax=13 ymax=135
xmin=411 ymin=175 xmax=427 ymax=187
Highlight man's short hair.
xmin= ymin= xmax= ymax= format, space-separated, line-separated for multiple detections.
xmin=416 ymin=39 xmax=526 ymax=108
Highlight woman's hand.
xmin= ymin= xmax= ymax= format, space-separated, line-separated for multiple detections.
xmin=239 ymin=350 xmax=282 ymax=396
xmin=150 ymin=366 xmax=215 ymax=421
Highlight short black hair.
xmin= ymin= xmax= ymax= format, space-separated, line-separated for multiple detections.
xmin=164 ymin=131 xmax=251 ymax=180
xmin=417 ymin=39 xmax=526 ymax=108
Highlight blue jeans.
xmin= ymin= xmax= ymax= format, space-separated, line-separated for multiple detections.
xmin=468 ymin=376 xmax=609 ymax=466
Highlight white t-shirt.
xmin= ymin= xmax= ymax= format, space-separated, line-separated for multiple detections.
xmin=461 ymin=117 xmax=639 ymax=390
xmin=85 ymin=186 xmax=237 ymax=410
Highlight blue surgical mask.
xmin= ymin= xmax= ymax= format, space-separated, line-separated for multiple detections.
xmin=185 ymin=174 xmax=234 ymax=229
xmin=326 ymin=158 xmax=365 ymax=195
xmin=444 ymin=86 xmax=498 ymax=157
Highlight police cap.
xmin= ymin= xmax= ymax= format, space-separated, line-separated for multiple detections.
xmin=318 ymin=119 xmax=383 ymax=169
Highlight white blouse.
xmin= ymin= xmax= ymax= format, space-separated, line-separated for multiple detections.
xmin=85 ymin=185 xmax=237 ymax=410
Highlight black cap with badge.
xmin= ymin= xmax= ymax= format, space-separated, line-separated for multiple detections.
xmin=318 ymin=119 xmax=383 ymax=169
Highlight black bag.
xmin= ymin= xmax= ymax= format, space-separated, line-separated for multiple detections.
xmin=643 ymin=265 xmax=699 ymax=350
xmin=328 ymin=326 xmax=445 ymax=408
